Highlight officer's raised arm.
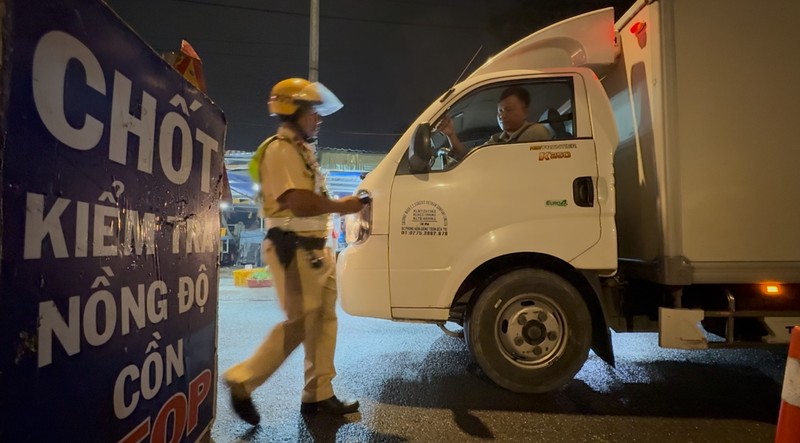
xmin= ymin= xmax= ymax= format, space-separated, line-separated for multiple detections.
xmin=278 ymin=190 xmax=363 ymax=217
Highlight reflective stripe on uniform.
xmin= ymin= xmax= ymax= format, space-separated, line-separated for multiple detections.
xmin=267 ymin=215 xmax=331 ymax=232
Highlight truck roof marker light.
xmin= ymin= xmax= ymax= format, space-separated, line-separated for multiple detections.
xmin=761 ymin=283 xmax=783 ymax=296
xmin=630 ymin=21 xmax=646 ymax=35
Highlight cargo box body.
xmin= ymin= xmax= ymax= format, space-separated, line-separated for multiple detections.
xmin=606 ymin=0 xmax=800 ymax=285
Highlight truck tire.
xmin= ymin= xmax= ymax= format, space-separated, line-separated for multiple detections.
xmin=465 ymin=268 xmax=591 ymax=393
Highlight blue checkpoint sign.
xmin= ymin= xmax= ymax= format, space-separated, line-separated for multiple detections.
xmin=0 ymin=0 xmax=225 ymax=441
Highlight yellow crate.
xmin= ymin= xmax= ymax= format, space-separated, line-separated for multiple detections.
xmin=233 ymin=269 xmax=257 ymax=287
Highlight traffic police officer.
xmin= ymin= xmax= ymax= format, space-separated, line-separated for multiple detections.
xmin=224 ymin=78 xmax=365 ymax=425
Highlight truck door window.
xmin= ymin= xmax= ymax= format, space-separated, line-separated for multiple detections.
xmin=430 ymin=79 xmax=575 ymax=171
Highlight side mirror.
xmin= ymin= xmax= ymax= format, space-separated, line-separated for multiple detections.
xmin=408 ymin=123 xmax=433 ymax=174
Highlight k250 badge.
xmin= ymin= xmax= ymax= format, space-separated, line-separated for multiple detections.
xmin=539 ymin=151 xmax=571 ymax=161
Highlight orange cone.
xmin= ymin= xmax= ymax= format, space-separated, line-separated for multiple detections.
xmin=776 ymin=326 xmax=800 ymax=442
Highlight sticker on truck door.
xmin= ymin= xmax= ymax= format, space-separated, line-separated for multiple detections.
xmin=530 ymin=143 xmax=577 ymax=161
xmin=529 ymin=143 xmax=577 ymax=151
xmin=400 ymin=200 xmax=448 ymax=236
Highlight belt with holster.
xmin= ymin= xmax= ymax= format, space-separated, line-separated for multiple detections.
xmin=265 ymin=227 xmax=326 ymax=268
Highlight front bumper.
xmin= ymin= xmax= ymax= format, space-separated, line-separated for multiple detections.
xmin=336 ymin=235 xmax=392 ymax=319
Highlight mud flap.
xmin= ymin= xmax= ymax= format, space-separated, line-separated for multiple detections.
xmin=659 ymin=307 xmax=708 ymax=349
xmin=581 ymin=271 xmax=615 ymax=366
xmin=762 ymin=317 xmax=800 ymax=344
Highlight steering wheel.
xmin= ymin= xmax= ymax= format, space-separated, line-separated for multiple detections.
xmin=435 ymin=145 xmax=459 ymax=169
xmin=431 ymin=114 xmax=461 ymax=169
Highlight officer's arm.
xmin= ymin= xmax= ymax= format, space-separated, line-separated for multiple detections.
xmin=278 ymin=189 xmax=363 ymax=216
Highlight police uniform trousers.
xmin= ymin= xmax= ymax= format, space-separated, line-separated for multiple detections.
xmin=223 ymin=237 xmax=338 ymax=402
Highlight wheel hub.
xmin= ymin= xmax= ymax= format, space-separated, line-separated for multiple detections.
xmin=496 ymin=295 xmax=566 ymax=366
xmin=522 ymin=320 xmax=546 ymax=344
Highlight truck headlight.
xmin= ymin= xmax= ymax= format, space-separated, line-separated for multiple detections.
xmin=345 ymin=191 xmax=372 ymax=245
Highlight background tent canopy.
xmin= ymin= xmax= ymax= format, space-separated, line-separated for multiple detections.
xmin=227 ymin=169 xmax=257 ymax=202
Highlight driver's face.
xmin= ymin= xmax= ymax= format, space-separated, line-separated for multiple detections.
xmin=497 ymin=95 xmax=528 ymax=133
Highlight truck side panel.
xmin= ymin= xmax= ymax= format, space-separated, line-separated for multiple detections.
xmin=611 ymin=0 xmax=800 ymax=284
xmin=670 ymin=0 xmax=800 ymax=272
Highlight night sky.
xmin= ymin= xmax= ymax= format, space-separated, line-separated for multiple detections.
xmin=105 ymin=0 xmax=635 ymax=152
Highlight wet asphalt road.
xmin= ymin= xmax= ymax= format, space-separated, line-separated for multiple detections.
xmin=211 ymin=274 xmax=787 ymax=443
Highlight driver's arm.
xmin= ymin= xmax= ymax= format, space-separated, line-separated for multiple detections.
xmin=437 ymin=115 xmax=468 ymax=159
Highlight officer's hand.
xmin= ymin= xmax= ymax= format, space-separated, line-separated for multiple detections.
xmin=337 ymin=196 xmax=365 ymax=215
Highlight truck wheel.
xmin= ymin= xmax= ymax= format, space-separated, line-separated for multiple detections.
xmin=465 ymin=268 xmax=591 ymax=393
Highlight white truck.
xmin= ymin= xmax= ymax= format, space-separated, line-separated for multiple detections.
xmin=337 ymin=0 xmax=800 ymax=393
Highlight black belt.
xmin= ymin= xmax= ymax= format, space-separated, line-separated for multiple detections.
xmin=265 ymin=227 xmax=326 ymax=268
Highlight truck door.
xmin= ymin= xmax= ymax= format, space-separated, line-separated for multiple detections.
xmin=388 ymin=73 xmax=603 ymax=315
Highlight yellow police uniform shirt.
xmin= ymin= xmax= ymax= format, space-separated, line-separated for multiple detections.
xmin=259 ymin=125 xmax=329 ymax=238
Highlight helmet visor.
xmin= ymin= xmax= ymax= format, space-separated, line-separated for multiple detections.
xmin=300 ymin=82 xmax=343 ymax=116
